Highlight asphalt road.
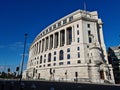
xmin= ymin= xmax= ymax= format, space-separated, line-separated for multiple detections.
xmin=0 ymin=80 xmax=120 ymax=90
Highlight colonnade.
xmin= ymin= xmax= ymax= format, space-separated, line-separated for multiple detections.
xmin=29 ymin=26 xmax=73 ymax=58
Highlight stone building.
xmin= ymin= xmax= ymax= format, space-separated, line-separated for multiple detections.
xmin=108 ymin=46 xmax=120 ymax=84
xmin=24 ymin=9 xmax=114 ymax=83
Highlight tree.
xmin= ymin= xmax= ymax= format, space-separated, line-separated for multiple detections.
xmin=8 ymin=68 xmax=10 ymax=73
xmin=7 ymin=68 xmax=11 ymax=78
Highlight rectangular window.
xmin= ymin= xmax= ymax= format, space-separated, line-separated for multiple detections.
xmin=47 ymin=64 xmax=51 ymax=67
xmin=44 ymin=54 xmax=46 ymax=57
xmin=44 ymin=59 xmax=46 ymax=63
xmin=58 ymin=22 xmax=61 ymax=27
xmin=63 ymin=19 xmax=67 ymax=24
xmin=46 ymin=29 xmax=48 ymax=33
xmin=77 ymin=38 xmax=80 ymax=43
xmin=53 ymin=63 xmax=56 ymax=66
xmin=77 ymin=60 xmax=81 ymax=64
xmin=54 ymin=57 xmax=56 ymax=61
xmin=67 ymin=48 xmax=70 ymax=52
xmin=59 ymin=62 xmax=64 ymax=65
xmin=77 ymin=30 xmax=79 ymax=35
xmin=77 ymin=47 xmax=80 ymax=51
xmin=89 ymin=37 xmax=92 ymax=43
xmin=69 ymin=16 xmax=73 ymax=22
xmin=88 ymin=30 xmax=91 ymax=35
xmin=77 ymin=24 xmax=79 ymax=28
xmin=67 ymin=61 xmax=71 ymax=64
xmin=78 ymin=52 xmax=80 ymax=58
xmin=67 ymin=54 xmax=70 ymax=59
xmin=54 ymin=51 xmax=56 ymax=55
xmin=53 ymin=24 xmax=56 ymax=29
xmin=87 ymin=24 xmax=90 ymax=28
xmin=49 ymin=27 xmax=52 ymax=31
xmin=43 ymin=31 xmax=45 ymax=35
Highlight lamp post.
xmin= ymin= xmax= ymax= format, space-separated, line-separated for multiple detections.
xmin=20 ymin=33 xmax=28 ymax=82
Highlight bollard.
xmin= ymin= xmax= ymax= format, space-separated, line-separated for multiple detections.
xmin=1 ymin=81 xmax=5 ymax=90
xmin=50 ymin=87 xmax=55 ymax=90
xmin=20 ymin=82 xmax=25 ymax=90
xmin=31 ymin=84 xmax=36 ymax=90
xmin=9 ymin=82 xmax=14 ymax=90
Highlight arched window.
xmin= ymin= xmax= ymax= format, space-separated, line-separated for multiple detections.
xmin=40 ymin=56 xmax=42 ymax=64
xmin=59 ymin=50 xmax=64 ymax=60
xmin=48 ymin=53 xmax=51 ymax=62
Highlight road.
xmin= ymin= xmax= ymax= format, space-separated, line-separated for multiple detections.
xmin=0 ymin=80 xmax=120 ymax=90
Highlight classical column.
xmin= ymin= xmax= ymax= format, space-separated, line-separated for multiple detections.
xmin=48 ymin=36 xmax=50 ymax=50
xmin=39 ymin=41 xmax=41 ymax=53
xmin=72 ymin=26 xmax=75 ymax=43
xmin=65 ymin=29 xmax=67 ymax=46
xmin=58 ymin=31 xmax=60 ymax=47
xmin=41 ymin=40 xmax=43 ymax=53
xmin=44 ymin=38 xmax=46 ymax=52
xmin=36 ymin=42 xmax=38 ymax=55
xmin=60 ymin=30 xmax=65 ymax=47
xmin=54 ymin=32 xmax=58 ymax=48
xmin=42 ymin=39 xmax=44 ymax=52
xmin=45 ymin=37 xmax=48 ymax=51
xmin=33 ymin=45 xmax=35 ymax=56
xmin=53 ymin=34 xmax=55 ymax=49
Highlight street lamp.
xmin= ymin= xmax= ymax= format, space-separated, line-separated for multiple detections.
xmin=20 ymin=33 xmax=28 ymax=82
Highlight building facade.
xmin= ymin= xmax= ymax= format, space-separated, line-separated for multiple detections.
xmin=24 ymin=10 xmax=114 ymax=83
xmin=108 ymin=46 xmax=120 ymax=84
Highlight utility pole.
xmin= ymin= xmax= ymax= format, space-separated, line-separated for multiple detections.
xmin=20 ymin=33 xmax=28 ymax=82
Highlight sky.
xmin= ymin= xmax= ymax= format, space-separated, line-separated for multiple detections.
xmin=0 ymin=0 xmax=120 ymax=72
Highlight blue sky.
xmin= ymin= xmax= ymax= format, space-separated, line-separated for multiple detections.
xmin=0 ymin=0 xmax=120 ymax=72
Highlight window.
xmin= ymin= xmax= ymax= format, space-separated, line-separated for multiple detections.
xmin=58 ymin=22 xmax=61 ymax=27
xmin=89 ymin=37 xmax=92 ymax=43
xmin=77 ymin=30 xmax=79 ymax=35
xmin=77 ymin=24 xmax=79 ymax=28
xmin=53 ymin=63 xmax=56 ymax=66
xmin=43 ymin=31 xmax=45 ymax=35
xmin=44 ymin=59 xmax=46 ymax=63
xmin=54 ymin=51 xmax=56 ymax=55
xmin=59 ymin=50 xmax=64 ymax=60
xmin=67 ymin=27 xmax=72 ymax=45
xmin=48 ymin=53 xmax=51 ymax=62
xmin=77 ymin=47 xmax=80 ymax=51
xmin=77 ymin=38 xmax=80 ymax=43
xmin=40 ymin=56 xmax=42 ymax=64
xmin=63 ymin=19 xmax=67 ymax=24
xmin=44 ymin=54 xmax=46 ymax=57
xmin=67 ymin=61 xmax=71 ymax=64
xmin=37 ymin=61 xmax=38 ymax=64
xmin=49 ymin=27 xmax=52 ymax=31
xmin=54 ymin=57 xmax=56 ymax=61
xmin=89 ymin=59 xmax=91 ymax=63
xmin=47 ymin=64 xmax=51 ymax=67
xmin=53 ymin=24 xmax=56 ymax=29
xmin=78 ymin=52 xmax=80 ymax=58
xmin=67 ymin=54 xmax=70 ymax=59
xmin=59 ymin=62 xmax=64 ymax=65
xmin=87 ymin=24 xmax=90 ymax=28
xmin=77 ymin=60 xmax=81 ymax=64
xmin=46 ymin=29 xmax=48 ymax=33
xmin=69 ymin=16 xmax=73 ymax=22
xmin=88 ymin=30 xmax=91 ymax=35
xmin=67 ymin=48 xmax=70 ymax=52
